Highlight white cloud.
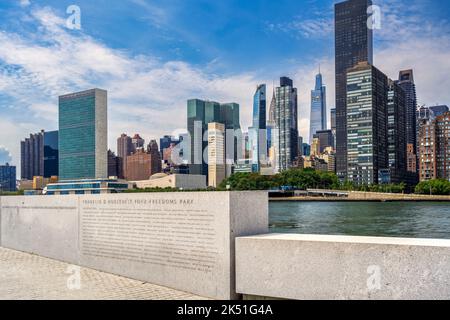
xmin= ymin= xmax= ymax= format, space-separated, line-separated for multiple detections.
xmin=0 ymin=146 xmax=13 ymax=164
xmin=0 ymin=7 xmax=261 ymax=172
xmin=19 ymin=0 xmax=31 ymax=8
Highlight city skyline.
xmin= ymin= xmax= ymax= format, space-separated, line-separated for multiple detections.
xmin=1 ymin=0 xmax=450 ymax=177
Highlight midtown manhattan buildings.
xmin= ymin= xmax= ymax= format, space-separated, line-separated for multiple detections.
xmin=187 ymin=99 xmax=240 ymax=177
xmin=58 ymin=88 xmax=108 ymax=180
xmin=310 ymin=73 xmax=327 ymax=144
xmin=335 ymin=0 xmax=373 ymax=179
xmin=274 ymin=77 xmax=299 ymax=172
xmin=346 ymin=62 xmax=388 ymax=185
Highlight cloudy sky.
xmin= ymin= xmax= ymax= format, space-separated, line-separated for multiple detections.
xmin=1 ymin=0 xmax=450 ymax=174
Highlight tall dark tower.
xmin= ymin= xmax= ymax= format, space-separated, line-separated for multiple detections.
xmin=335 ymin=0 xmax=373 ymax=180
xmin=396 ymin=70 xmax=417 ymax=163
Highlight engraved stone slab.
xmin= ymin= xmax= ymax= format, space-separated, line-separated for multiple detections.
xmin=0 ymin=195 xmax=79 ymax=264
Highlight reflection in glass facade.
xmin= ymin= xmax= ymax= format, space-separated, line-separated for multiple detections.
xmin=59 ymin=89 xmax=107 ymax=181
xmin=310 ymin=73 xmax=327 ymax=144
xmin=43 ymin=131 xmax=58 ymax=178
xmin=346 ymin=62 xmax=388 ymax=185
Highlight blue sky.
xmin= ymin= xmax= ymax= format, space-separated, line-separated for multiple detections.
xmin=1 ymin=0 xmax=450 ymax=173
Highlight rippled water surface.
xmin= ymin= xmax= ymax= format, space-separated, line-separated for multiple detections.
xmin=269 ymin=202 xmax=450 ymax=239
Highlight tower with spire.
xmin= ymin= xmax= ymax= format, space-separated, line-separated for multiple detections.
xmin=309 ymin=68 xmax=327 ymax=144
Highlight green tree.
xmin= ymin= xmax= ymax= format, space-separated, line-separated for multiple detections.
xmin=415 ymin=179 xmax=450 ymax=195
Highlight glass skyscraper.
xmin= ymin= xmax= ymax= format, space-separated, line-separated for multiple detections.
xmin=396 ymin=70 xmax=417 ymax=152
xmin=187 ymin=99 xmax=241 ymax=177
xmin=59 ymin=89 xmax=108 ymax=181
xmin=310 ymin=73 xmax=327 ymax=144
xmin=346 ymin=62 xmax=388 ymax=185
xmin=387 ymin=80 xmax=407 ymax=184
xmin=250 ymin=84 xmax=267 ymax=172
xmin=335 ymin=0 xmax=373 ymax=180
xmin=274 ymin=77 xmax=299 ymax=172
xmin=0 ymin=163 xmax=16 ymax=192
xmin=43 ymin=131 xmax=59 ymax=178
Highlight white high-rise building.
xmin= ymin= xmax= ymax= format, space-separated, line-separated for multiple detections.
xmin=208 ymin=123 xmax=226 ymax=188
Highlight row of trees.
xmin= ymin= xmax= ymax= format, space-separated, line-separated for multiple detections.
xmin=125 ymin=168 xmax=450 ymax=195
xmin=218 ymin=168 xmax=410 ymax=194
xmin=218 ymin=168 xmax=340 ymax=191
xmin=415 ymin=179 xmax=450 ymax=195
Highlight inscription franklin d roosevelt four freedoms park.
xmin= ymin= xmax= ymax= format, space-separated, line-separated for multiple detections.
xmin=0 ymin=192 xmax=268 ymax=299
xmin=80 ymin=197 xmax=218 ymax=273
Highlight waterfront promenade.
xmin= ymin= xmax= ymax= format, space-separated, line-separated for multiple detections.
xmin=0 ymin=247 xmax=207 ymax=300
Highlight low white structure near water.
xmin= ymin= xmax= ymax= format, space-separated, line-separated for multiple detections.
xmin=132 ymin=173 xmax=207 ymax=190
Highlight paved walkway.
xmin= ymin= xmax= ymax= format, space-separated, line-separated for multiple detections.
xmin=0 ymin=247 xmax=207 ymax=300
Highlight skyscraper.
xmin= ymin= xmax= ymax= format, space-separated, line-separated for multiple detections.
xmin=125 ymin=149 xmax=152 ymax=181
xmin=132 ymin=134 xmax=145 ymax=150
xmin=0 ymin=163 xmax=16 ymax=192
xmin=387 ymin=80 xmax=407 ymax=184
xmin=21 ymin=130 xmax=58 ymax=180
xmin=335 ymin=0 xmax=373 ymax=180
xmin=274 ymin=77 xmax=299 ymax=172
xmin=267 ymin=89 xmax=277 ymax=163
xmin=310 ymin=72 xmax=327 ymax=144
xmin=330 ymin=108 xmax=337 ymax=148
xmin=187 ymin=99 xmax=240 ymax=177
xmin=21 ymin=130 xmax=44 ymax=180
xmin=250 ymin=84 xmax=267 ymax=172
xmin=429 ymin=105 xmax=449 ymax=118
xmin=59 ymin=88 xmax=107 ymax=180
xmin=107 ymin=150 xmax=120 ymax=178
xmin=346 ymin=62 xmax=388 ymax=185
xmin=117 ymin=133 xmax=134 ymax=179
xmin=436 ymin=112 xmax=450 ymax=181
xmin=330 ymin=108 xmax=337 ymax=132
xmin=314 ymin=130 xmax=334 ymax=154
xmin=147 ymin=140 xmax=162 ymax=175
xmin=208 ymin=122 xmax=226 ymax=188
xmin=420 ymin=112 xmax=450 ymax=182
xmin=187 ymin=99 xmax=216 ymax=176
xmin=160 ymin=135 xmax=180 ymax=157
xmin=43 ymin=131 xmax=59 ymax=178
xmin=397 ymin=70 xmax=417 ymax=153
xmin=418 ymin=120 xmax=437 ymax=181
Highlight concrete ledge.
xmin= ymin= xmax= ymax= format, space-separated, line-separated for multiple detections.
xmin=1 ymin=192 xmax=268 ymax=300
xmin=236 ymin=234 xmax=450 ymax=300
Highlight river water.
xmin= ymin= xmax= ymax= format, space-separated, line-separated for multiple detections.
xmin=269 ymin=201 xmax=450 ymax=239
